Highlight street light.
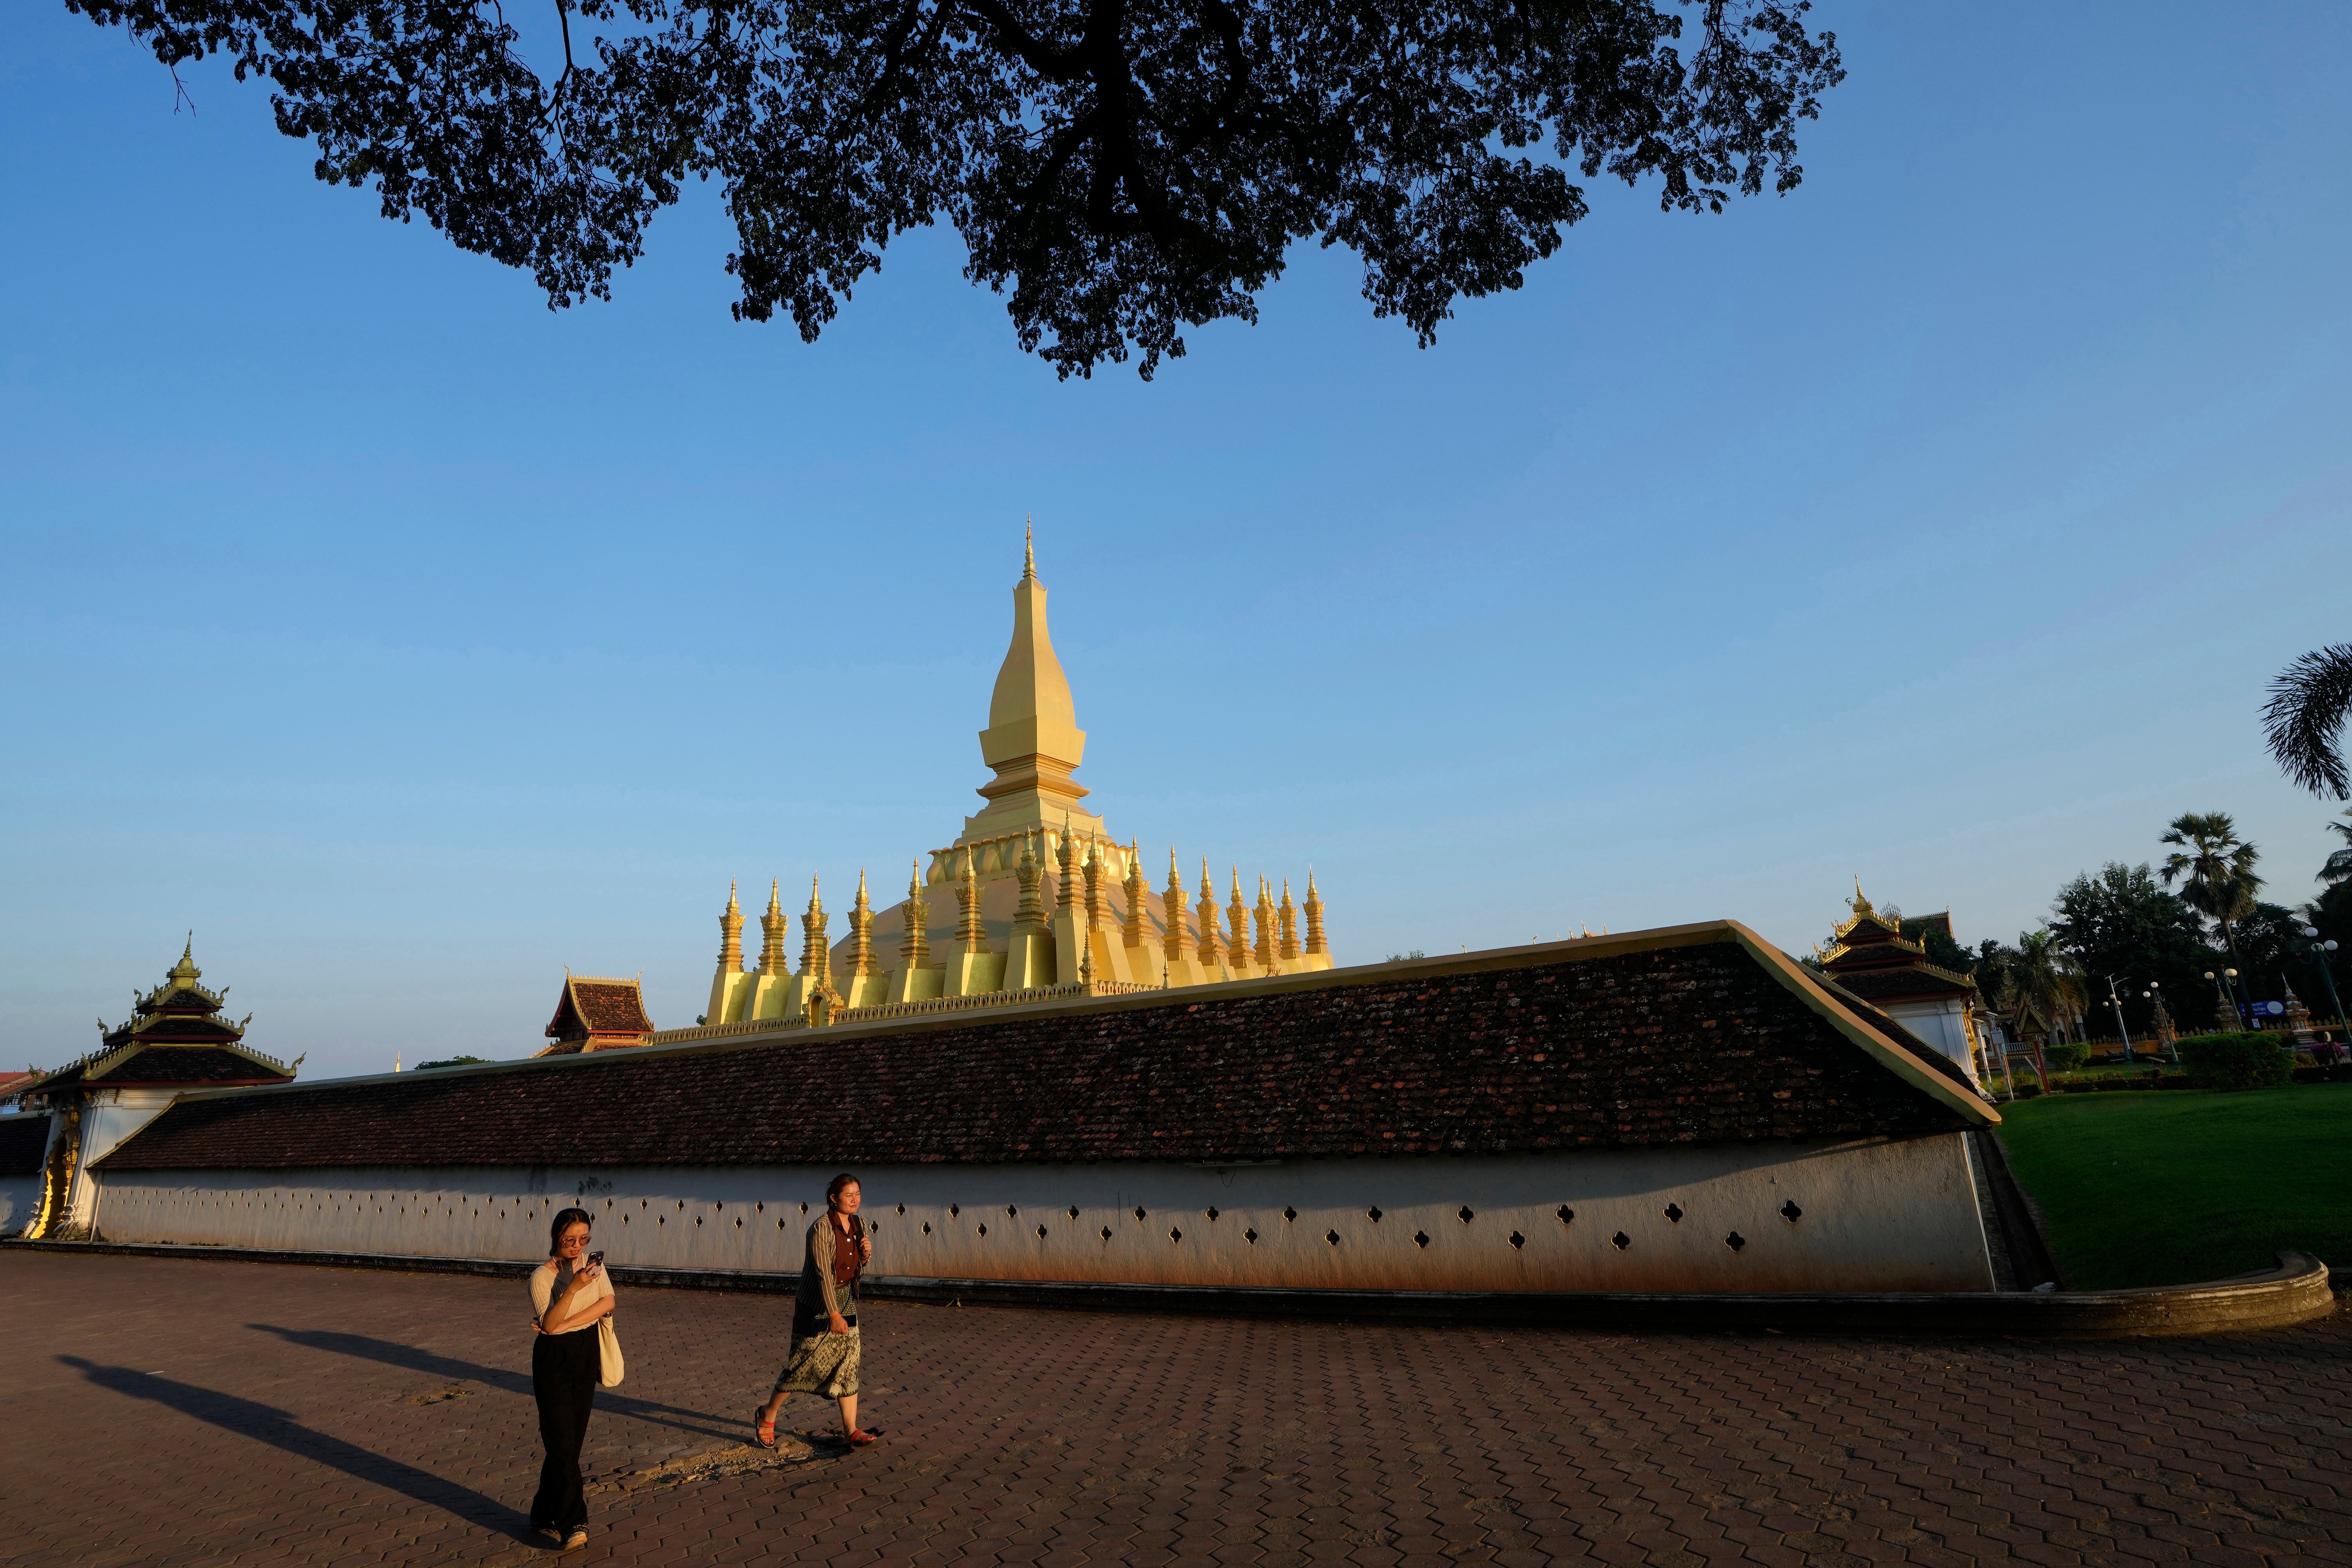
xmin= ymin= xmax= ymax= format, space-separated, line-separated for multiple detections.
xmin=2299 ymin=925 xmax=2347 ymax=1041
xmin=2141 ymin=980 xmax=2181 ymax=1066
xmin=2106 ymin=975 xmax=2136 ymax=1064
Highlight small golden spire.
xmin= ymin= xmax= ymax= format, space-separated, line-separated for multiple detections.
xmin=1023 ymin=517 xmax=1036 ymax=582
xmin=759 ymin=878 xmax=789 ymax=975
xmin=1229 ymin=869 xmax=1250 ymax=969
xmin=1197 ymin=858 xmax=1222 ymax=968
xmin=1278 ymin=878 xmax=1299 ymax=962
xmin=1014 ymin=829 xmax=1046 ymax=932
xmin=799 ymin=875 xmax=831 ymax=984
xmin=846 ymin=869 xmax=876 ymax=978
xmin=901 ymin=861 xmax=931 ymax=969
xmin=1123 ymin=838 xmax=1148 ymax=948
xmin=717 ymin=880 xmax=746 ymax=972
xmin=1303 ymin=868 xmax=1327 ymax=956
xmin=1163 ymin=849 xmax=1193 ymax=961
xmin=957 ymin=845 xmax=987 ymax=954
xmin=1253 ymin=875 xmax=1277 ymax=969
xmin=1055 ymin=816 xmax=1078 ymax=911
xmin=1083 ymin=834 xmax=1107 ymax=931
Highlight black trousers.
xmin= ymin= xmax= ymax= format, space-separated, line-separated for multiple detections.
xmin=530 ymin=1328 xmax=600 ymax=1531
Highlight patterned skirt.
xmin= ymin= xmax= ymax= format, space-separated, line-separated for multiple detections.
xmin=771 ymin=1329 xmax=860 ymax=1398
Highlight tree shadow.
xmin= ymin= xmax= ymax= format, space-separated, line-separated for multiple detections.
xmin=56 ymin=1356 xmax=534 ymax=1541
xmin=246 ymin=1325 xmax=744 ymax=1444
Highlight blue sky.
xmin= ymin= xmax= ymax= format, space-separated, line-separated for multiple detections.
xmin=5 ymin=3 xmax=2349 ymax=1079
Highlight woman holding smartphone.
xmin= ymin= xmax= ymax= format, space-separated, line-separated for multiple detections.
xmin=529 ymin=1207 xmax=615 ymax=1550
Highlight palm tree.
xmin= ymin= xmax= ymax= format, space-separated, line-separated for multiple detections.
xmin=2002 ymin=929 xmax=2088 ymax=1089
xmin=2159 ymin=811 xmax=2262 ymax=995
xmin=2321 ymin=811 xmax=2352 ymax=889
xmin=2265 ymin=643 xmax=2352 ymax=799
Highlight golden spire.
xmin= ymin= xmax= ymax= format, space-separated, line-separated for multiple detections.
xmin=846 ymin=869 xmax=875 ymax=978
xmin=1163 ymin=849 xmax=1193 ymax=960
xmin=759 ymin=878 xmax=788 ymax=975
xmin=1083 ymin=834 xmax=1107 ymax=931
xmin=975 ymin=529 xmax=1088 ymax=824
xmin=1197 ymin=858 xmax=1222 ymax=967
xmin=901 ymin=861 xmax=931 ymax=969
xmin=1303 ymin=868 xmax=1328 ymax=956
xmin=799 ymin=875 xmax=830 ymax=984
xmin=1851 ymin=876 xmax=1874 ymax=917
xmin=1122 ymin=838 xmax=1148 ymax=948
xmin=1228 ymin=869 xmax=1250 ymax=969
xmin=1023 ymin=516 xmax=1035 ymax=582
xmin=956 ymin=845 xmax=987 ymax=954
xmin=1055 ymin=818 xmax=1078 ymax=912
xmin=1278 ymin=878 xmax=1299 ymax=961
xmin=717 ymin=880 xmax=745 ymax=972
xmin=1014 ymin=830 xmax=1046 ymax=932
xmin=1253 ymin=875 xmax=1277 ymax=969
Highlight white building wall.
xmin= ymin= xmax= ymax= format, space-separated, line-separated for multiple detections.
xmin=1883 ymin=999 xmax=1980 ymax=1087
xmin=90 ymin=1134 xmax=1995 ymax=1294
xmin=64 ymin=1091 xmax=180 ymax=1234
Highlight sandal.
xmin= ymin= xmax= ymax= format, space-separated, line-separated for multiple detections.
xmin=534 ymin=1524 xmax=563 ymax=1544
xmin=563 ymin=1526 xmax=589 ymax=1550
xmin=847 ymin=1428 xmax=878 ymax=1446
xmin=754 ymin=1408 xmax=777 ymax=1449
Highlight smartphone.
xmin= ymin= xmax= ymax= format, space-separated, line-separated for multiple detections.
xmin=586 ymin=1250 xmax=606 ymax=1268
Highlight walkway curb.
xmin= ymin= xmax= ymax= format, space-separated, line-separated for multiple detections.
xmin=2 ymin=1238 xmax=2330 ymax=1338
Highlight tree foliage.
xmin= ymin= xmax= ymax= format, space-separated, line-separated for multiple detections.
xmin=2264 ymin=643 xmax=2352 ymax=800
xmin=2159 ymin=811 xmax=2261 ymax=969
xmin=68 ymin=0 xmax=1845 ymax=377
xmin=2047 ymin=862 xmax=2218 ymax=1035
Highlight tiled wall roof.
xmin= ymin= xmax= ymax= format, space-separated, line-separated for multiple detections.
xmin=100 ymin=929 xmax=1986 ymax=1173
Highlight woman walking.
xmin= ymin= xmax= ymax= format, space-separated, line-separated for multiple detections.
xmin=755 ymin=1172 xmax=876 ymax=1448
xmin=530 ymin=1207 xmax=615 ymax=1551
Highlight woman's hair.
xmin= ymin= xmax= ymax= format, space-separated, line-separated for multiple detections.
xmin=825 ymin=1172 xmax=859 ymax=1206
xmin=549 ymin=1206 xmax=594 ymax=1258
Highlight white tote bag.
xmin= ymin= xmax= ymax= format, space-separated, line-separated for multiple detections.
xmin=596 ymin=1314 xmax=625 ymax=1388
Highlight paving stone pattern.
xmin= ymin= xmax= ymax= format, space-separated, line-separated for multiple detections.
xmin=3 ymin=1250 xmax=2347 ymax=1568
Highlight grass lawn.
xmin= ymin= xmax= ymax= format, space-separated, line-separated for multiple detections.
xmin=1994 ymin=1084 xmax=2352 ymax=1290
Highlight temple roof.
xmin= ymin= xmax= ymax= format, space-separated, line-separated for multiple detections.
xmin=98 ymin=921 xmax=1994 ymax=1173
xmin=539 ymin=976 xmax=657 ymax=1056
xmin=1815 ymin=886 xmax=1976 ymax=1004
xmin=18 ymin=944 xmax=298 ymax=1104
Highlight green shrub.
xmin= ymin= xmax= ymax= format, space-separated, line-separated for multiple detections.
xmin=2178 ymin=1032 xmax=2294 ymax=1092
xmin=2044 ymin=1039 xmax=2090 ymax=1073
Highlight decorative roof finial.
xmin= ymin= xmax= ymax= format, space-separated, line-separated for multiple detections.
xmin=1023 ymin=517 xmax=1036 ymax=582
xmin=1850 ymin=877 xmax=1873 ymax=916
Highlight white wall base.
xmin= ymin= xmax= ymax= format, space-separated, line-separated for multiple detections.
xmin=91 ymin=1135 xmax=1994 ymax=1294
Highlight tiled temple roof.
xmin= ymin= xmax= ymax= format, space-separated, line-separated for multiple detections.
xmin=539 ymin=976 xmax=657 ymax=1056
xmin=98 ymin=922 xmax=1994 ymax=1173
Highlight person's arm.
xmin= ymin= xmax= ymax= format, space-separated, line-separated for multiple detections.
xmin=537 ymin=1265 xmax=612 ymax=1332
xmin=811 ymin=1221 xmax=849 ymax=1332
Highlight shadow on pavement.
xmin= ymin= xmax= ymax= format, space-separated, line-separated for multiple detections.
xmin=247 ymin=1324 xmax=745 ymax=1445
xmin=56 ymin=1355 xmax=535 ymax=1542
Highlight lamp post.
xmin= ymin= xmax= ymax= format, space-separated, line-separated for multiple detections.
xmin=2106 ymin=975 xmax=2135 ymax=1064
xmin=2205 ymin=968 xmax=2241 ymax=1029
xmin=2301 ymin=925 xmax=2347 ymax=1039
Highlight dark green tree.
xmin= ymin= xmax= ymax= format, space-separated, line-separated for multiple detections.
xmin=2265 ymin=643 xmax=2352 ymax=799
xmin=67 ymin=0 xmax=1844 ymax=377
xmin=2047 ymin=862 xmax=2220 ymax=1035
xmin=2159 ymin=811 xmax=2262 ymax=990
xmin=414 ymin=1054 xmax=496 ymax=1070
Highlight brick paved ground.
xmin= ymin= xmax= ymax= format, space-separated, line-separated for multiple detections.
xmin=2 ymin=1250 xmax=2347 ymax=1568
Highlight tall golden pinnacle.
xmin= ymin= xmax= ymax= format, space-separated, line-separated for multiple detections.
xmin=1227 ymin=869 xmax=1250 ymax=969
xmin=1122 ymin=839 xmax=1148 ymax=948
xmin=1014 ymin=830 xmax=1046 ymax=932
xmin=1253 ymin=876 xmax=1277 ymax=969
xmin=846 ymin=868 xmax=875 ymax=979
xmin=956 ymin=845 xmax=987 ymax=954
xmin=1083 ymin=835 xmax=1108 ymax=931
xmin=1055 ymin=818 xmax=1079 ymax=912
xmin=901 ymin=862 xmax=931 ymax=969
xmin=717 ymin=880 xmax=744 ymax=971
xmin=1278 ymin=878 xmax=1299 ymax=962
xmin=973 ymin=529 xmax=1088 ymax=829
xmin=799 ymin=875 xmax=831 ymax=985
xmin=759 ymin=879 xmax=789 ymax=975
xmin=1197 ymin=858 xmax=1223 ymax=967
xmin=1163 ymin=849 xmax=1194 ymax=960
xmin=1303 ymin=869 xmax=1328 ymax=956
